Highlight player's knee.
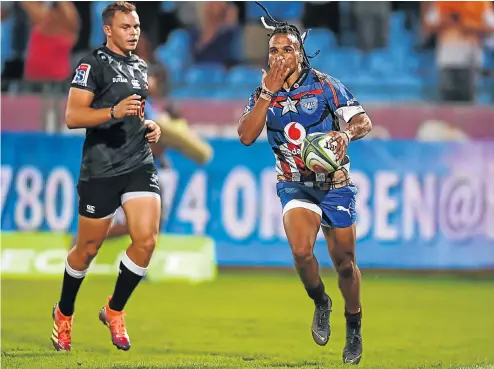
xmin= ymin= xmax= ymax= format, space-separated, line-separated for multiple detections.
xmin=337 ymin=259 xmax=355 ymax=279
xmin=75 ymin=239 xmax=103 ymax=265
xmin=133 ymin=232 xmax=157 ymax=254
xmin=292 ymin=247 xmax=314 ymax=265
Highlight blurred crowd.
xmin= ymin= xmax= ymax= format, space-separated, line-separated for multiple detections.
xmin=1 ymin=1 xmax=494 ymax=104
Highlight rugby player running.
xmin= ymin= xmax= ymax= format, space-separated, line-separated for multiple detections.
xmin=238 ymin=3 xmax=372 ymax=365
xmin=51 ymin=1 xmax=162 ymax=352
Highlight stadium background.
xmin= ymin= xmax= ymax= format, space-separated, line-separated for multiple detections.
xmin=1 ymin=1 xmax=494 ymax=368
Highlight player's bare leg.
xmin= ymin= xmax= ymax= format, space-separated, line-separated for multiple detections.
xmin=106 ymin=222 xmax=129 ymax=239
xmin=283 ymin=207 xmax=332 ymax=346
xmin=99 ymin=195 xmax=160 ymax=350
xmin=52 ymin=215 xmax=113 ymax=351
xmin=323 ymin=224 xmax=362 ymax=365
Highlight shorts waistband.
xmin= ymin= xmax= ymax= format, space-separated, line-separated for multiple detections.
xmin=278 ymin=168 xmax=352 ymax=190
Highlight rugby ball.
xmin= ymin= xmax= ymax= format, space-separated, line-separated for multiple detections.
xmin=301 ymin=133 xmax=340 ymax=174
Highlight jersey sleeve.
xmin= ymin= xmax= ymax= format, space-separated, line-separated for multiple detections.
xmin=241 ymin=87 xmax=261 ymax=118
xmin=322 ymin=76 xmax=365 ymax=123
xmin=70 ymin=55 xmax=99 ymax=93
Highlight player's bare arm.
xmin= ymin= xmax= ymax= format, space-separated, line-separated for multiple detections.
xmin=238 ymin=57 xmax=290 ymax=146
xmin=237 ymin=96 xmax=270 ymax=146
xmin=345 ymin=112 xmax=373 ymax=141
xmin=329 ymin=112 xmax=373 ymax=162
xmin=65 ymin=90 xmax=141 ymax=129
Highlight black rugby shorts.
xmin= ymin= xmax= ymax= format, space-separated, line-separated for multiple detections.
xmin=77 ymin=164 xmax=161 ymax=219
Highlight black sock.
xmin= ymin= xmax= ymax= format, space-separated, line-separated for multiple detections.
xmin=58 ymin=260 xmax=87 ymax=316
xmin=305 ymin=280 xmax=328 ymax=306
xmin=109 ymin=254 xmax=146 ymax=312
xmin=345 ymin=309 xmax=362 ymax=331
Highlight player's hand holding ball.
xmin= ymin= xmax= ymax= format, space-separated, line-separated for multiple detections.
xmin=301 ymin=130 xmax=351 ymax=174
xmin=261 ymin=56 xmax=291 ymax=94
xmin=327 ymin=130 xmax=351 ymax=163
xmin=113 ymin=94 xmax=142 ymax=118
xmin=144 ymin=120 xmax=161 ymax=143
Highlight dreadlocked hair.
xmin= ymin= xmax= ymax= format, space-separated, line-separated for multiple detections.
xmin=255 ymin=1 xmax=319 ymax=69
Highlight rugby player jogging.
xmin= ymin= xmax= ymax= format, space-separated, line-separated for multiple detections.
xmin=51 ymin=1 xmax=162 ymax=352
xmin=238 ymin=3 xmax=373 ymax=365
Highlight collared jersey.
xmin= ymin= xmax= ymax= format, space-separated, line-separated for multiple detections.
xmin=70 ymin=45 xmax=153 ymax=180
xmin=243 ymin=68 xmax=365 ymax=182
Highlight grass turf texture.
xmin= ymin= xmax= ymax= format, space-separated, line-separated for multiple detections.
xmin=2 ymin=270 xmax=493 ymax=369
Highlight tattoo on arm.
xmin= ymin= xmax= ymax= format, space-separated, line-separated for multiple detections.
xmin=346 ymin=112 xmax=372 ymax=141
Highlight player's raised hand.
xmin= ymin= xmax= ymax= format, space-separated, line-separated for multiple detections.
xmin=262 ymin=56 xmax=291 ymax=93
xmin=327 ymin=131 xmax=350 ymax=163
xmin=145 ymin=120 xmax=161 ymax=143
xmin=113 ymin=94 xmax=141 ymax=119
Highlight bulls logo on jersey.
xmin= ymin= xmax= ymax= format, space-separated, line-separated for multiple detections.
xmin=284 ymin=122 xmax=306 ymax=145
xmin=300 ymin=95 xmax=318 ymax=115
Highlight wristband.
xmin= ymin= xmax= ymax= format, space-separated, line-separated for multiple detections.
xmin=342 ymin=130 xmax=352 ymax=143
xmin=110 ymin=105 xmax=116 ymax=119
xmin=259 ymin=88 xmax=274 ymax=101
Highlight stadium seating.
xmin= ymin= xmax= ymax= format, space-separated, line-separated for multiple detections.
xmin=160 ymin=1 xmax=176 ymax=12
xmin=246 ymin=1 xmax=304 ymax=22
xmin=155 ymin=29 xmax=193 ymax=84
xmin=303 ymin=28 xmax=337 ymax=57
xmin=1 ymin=2 xmax=491 ymax=104
xmin=226 ymin=65 xmax=261 ymax=91
xmin=160 ymin=6 xmax=454 ymax=103
xmin=1 ymin=18 xmax=14 ymax=73
xmin=184 ymin=63 xmax=227 ymax=86
xmin=90 ymin=1 xmax=112 ymax=48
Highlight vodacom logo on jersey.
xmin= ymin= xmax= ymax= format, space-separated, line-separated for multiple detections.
xmin=283 ymin=122 xmax=306 ymax=156
xmin=284 ymin=122 xmax=306 ymax=145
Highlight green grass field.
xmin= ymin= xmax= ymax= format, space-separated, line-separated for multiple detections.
xmin=2 ymin=270 xmax=494 ymax=369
